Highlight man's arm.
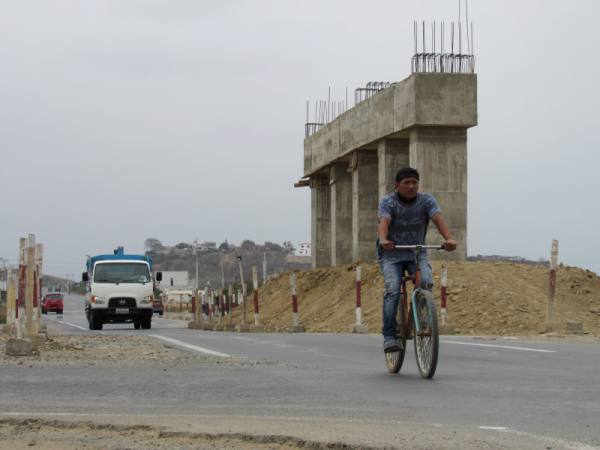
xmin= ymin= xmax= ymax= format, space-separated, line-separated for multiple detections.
xmin=378 ymin=218 xmax=395 ymax=250
xmin=431 ymin=213 xmax=457 ymax=251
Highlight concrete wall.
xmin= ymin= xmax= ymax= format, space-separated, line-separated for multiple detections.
xmin=304 ymin=73 xmax=477 ymax=268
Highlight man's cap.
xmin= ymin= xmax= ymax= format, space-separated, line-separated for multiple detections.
xmin=395 ymin=167 xmax=420 ymax=182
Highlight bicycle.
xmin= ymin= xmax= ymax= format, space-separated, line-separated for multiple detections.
xmin=384 ymin=244 xmax=443 ymax=379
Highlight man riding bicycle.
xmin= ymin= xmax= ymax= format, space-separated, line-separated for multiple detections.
xmin=378 ymin=167 xmax=456 ymax=353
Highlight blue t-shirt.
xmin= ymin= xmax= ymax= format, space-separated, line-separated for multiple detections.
xmin=377 ymin=192 xmax=441 ymax=261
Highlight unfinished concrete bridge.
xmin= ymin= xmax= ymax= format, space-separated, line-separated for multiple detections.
xmin=297 ymin=73 xmax=477 ymax=268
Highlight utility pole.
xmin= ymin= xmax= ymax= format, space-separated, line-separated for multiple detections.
xmin=220 ymin=253 xmax=225 ymax=290
xmin=262 ymin=252 xmax=267 ymax=286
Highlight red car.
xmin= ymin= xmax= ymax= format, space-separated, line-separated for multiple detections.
xmin=42 ymin=293 xmax=64 ymax=314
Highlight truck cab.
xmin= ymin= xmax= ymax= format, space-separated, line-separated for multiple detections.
xmin=82 ymin=247 xmax=162 ymax=330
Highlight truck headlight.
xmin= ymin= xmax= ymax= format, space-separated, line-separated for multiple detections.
xmin=140 ymin=295 xmax=153 ymax=304
xmin=91 ymin=296 xmax=105 ymax=304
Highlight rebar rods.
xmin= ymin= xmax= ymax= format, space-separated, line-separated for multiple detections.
xmin=411 ymin=1 xmax=476 ymax=75
xmin=304 ymin=88 xmax=350 ymax=137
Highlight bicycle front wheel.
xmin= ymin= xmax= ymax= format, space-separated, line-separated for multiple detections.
xmin=412 ymin=289 xmax=439 ymax=379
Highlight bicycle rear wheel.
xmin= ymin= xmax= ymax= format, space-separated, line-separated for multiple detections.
xmin=385 ymin=299 xmax=407 ymax=374
xmin=412 ymin=289 xmax=439 ymax=379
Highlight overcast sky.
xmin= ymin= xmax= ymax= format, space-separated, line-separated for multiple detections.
xmin=1 ymin=0 xmax=599 ymax=277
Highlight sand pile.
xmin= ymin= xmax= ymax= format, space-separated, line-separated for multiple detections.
xmin=230 ymin=261 xmax=600 ymax=336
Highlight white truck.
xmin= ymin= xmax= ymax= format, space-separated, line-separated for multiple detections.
xmin=82 ymin=247 xmax=162 ymax=330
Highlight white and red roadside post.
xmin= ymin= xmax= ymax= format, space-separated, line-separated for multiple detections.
xmin=194 ymin=288 xmax=201 ymax=323
xmin=224 ymin=284 xmax=235 ymax=331
xmin=547 ymin=239 xmax=559 ymax=323
xmin=251 ymin=266 xmax=265 ymax=331
xmin=351 ymin=265 xmax=368 ymax=333
xmin=252 ymin=266 xmax=260 ymax=326
xmin=440 ymin=265 xmax=448 ymax=326
xmin=16 ymin=237 xmax=26 ymax=339
xmin=288 ymin=273 xmax=305 ymax=332
xmin=24 ymin=234 xmax=39 ymax=338
xmin=35 ymin=244 xmax=44 ymax=323
xmin=6 ymin=269 xmax=16 ymax=328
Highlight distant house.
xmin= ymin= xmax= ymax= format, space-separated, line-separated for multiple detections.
xmin=198 ymin=241 xmax=217 ymax=252
xmin=295 ymin=243 xmax=311 ymax=257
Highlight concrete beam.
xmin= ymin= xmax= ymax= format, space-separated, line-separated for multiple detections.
xmin=310 ymin=175 xmax=331 ymax=268
xmin=330 ymin=163 xmax=353 ymax=266
xmin=304 ymin=73 xmax=477 ymax=177
xmin=351 ymin=151 xmax=379 ymax=262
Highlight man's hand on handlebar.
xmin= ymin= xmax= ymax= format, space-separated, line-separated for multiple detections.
xmin=379 ymin=239 xmax=396 ymax=251
xmin=442 ymin=239 xmax=457 ymax=251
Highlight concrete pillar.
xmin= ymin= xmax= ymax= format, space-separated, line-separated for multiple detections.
xmin=330 ymin=163 xmax=353 ymax=266
xmin=377 ymin=138 xmax=409 ymax=199
xmin=409 ymin=127 xmax=467 ymax=260
xmin=310 ymin=174 xmax=331 ymax=268
xmin=351 ymin=150 xmax=379 ymax=262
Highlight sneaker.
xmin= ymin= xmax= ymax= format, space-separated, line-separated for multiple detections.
xmin=383 ymin=338 xmax=403 ymax=353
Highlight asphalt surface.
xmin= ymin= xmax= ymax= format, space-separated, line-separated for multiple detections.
xmin=2 ymin=292 xmax=599 ymax=449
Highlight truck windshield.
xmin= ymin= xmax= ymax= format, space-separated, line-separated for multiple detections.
xmin=93 ymin=263 xmax=151 ymax=284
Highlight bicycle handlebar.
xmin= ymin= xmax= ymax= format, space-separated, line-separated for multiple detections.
xmin=393 ymin=244 xmax=445 ymax=250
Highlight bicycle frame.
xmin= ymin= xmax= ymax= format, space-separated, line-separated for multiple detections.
xmin=399 ymin=271 xmax=424 ymax=338
xmin=396 ymin=245 xmax=442 ymax=338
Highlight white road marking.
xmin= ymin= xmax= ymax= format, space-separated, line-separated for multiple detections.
xmin=479 ymin=426 xmax=509 ymax=431
xmin=62 ymin=321 xmax=88 ymax=331
xmin=442 ymin=340 xmax=556 ymax=353
xmin=45 ymin=316 xmax=88 ymax=331
xmin=149 ymin=334 xmax=231 ymax=358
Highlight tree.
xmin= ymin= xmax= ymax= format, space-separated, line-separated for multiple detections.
xmin=240 ymin=240 xmax=256 ymax=251
xmin=282 ymin=241 xmax=295 ymax=253
xmin=175 ymin=242 xmax=191 ymax=250
xmin=218 ymin=240 xmax=230 ymax=252
xmin=264 ymin=241 xmax=282 ymax=252
xmin=144 ymin=238 xmax=163 ymax=251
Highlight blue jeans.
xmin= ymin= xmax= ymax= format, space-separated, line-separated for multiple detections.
xmin=379 ymin=255 xmax=433 ymax=341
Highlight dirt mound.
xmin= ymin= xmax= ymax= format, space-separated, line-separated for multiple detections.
xmin=0 ymin=335 xmax=205 ymax=366
xmin=231 ymin=261 xmax=600 ymax=337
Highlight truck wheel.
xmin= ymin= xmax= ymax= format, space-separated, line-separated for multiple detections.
xmin=159 ymin=311 xmax=163 ymax=316
xmin=141 ymin=317 xmax=151 ymax=330
xmin=57 ymin=309 xmax=63 ymax=315
xmin=42 ymin=308 xmax=47 ymax=315
xmin=134 ymin=321 xmax=141 ymax=330
xmin=90 ymin=312 xmax=103 ymax=330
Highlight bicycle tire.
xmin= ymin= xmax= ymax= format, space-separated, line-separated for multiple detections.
xmin=412 ymin=289 xmax=439 ymax=379
xmin=385 ymin=298 xmax=407 ymax=374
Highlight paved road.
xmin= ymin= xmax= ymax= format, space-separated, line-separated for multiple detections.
xmin=2 ymin=292 xmax=599 ymax=449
